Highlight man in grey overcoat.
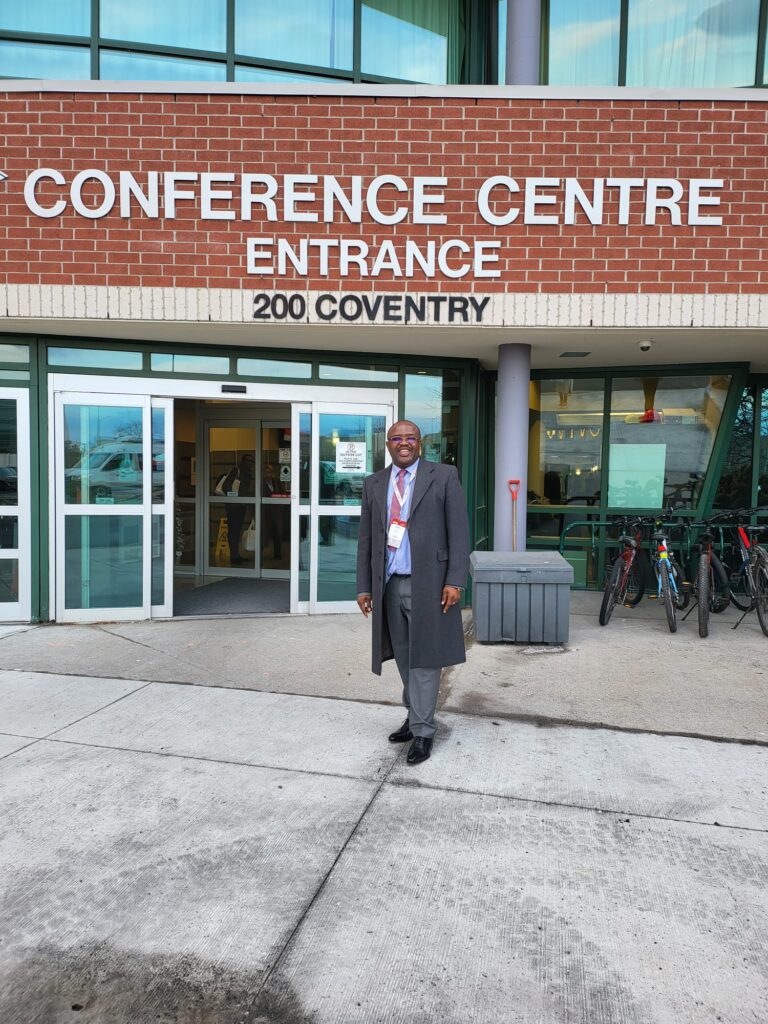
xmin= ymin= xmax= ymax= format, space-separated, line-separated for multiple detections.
xmin=356 ymin=420 xmax=470 ymax=765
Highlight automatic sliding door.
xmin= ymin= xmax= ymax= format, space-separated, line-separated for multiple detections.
xmin=0 ymin=389 xmax=31 ymax=622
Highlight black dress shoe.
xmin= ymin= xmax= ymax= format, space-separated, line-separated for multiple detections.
xmin=406 ymin=736 xmax=433 ymax=765
xmin=388 ymin=718 xmax=413 ymax=743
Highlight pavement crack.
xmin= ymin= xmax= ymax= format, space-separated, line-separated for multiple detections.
xmin=42 ymin=682 xmax=153 ymax=740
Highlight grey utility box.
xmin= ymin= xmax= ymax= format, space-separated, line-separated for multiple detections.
xmin=470 ymin=551 xmax=573 ymax=644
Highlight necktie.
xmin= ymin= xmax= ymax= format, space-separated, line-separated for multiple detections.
xmin=388 ymin=468 xmax=408 ymax=550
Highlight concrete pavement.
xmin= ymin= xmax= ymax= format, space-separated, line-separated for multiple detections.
xmin=1 ymin=595 xmax=767 ymax=1022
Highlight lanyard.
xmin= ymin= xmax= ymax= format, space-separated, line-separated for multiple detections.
xmin=392 ymin=469 xmax=415 ymax=517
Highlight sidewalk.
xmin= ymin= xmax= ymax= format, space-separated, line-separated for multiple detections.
xmin=1 ymin=596 xmax=767 ymax=1022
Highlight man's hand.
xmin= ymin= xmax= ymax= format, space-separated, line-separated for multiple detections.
xmin=441 ymin=586 xmax=461 ymax=613
xmin=357 ymin=594 xmax=372 ymax=617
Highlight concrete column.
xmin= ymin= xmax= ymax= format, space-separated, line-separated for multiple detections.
xmin=494 ymin=343 xmax=531 ymax=552
xmin=505 ymin=0 xmax=542 ymax=85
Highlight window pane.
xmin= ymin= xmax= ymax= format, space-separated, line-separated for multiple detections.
xmin=49 ymin=348 xmax=143 ymax=370
xmin=528 ymin=379 xmax=604 ymax=508
xmin=547 ymin=0 xmax=620 ymax=85
xmin=64 ymin=405 xmax=144 ymax=505
xmin=0 ymin=399 xmax=18 ymax=507
xmin=317 ymin=516 xmax=359 ymax=601
xmin=235 ymin=65 xmax=341 ymax=83
xmin=318 ymin=414 xmax=386 ymax=505
xmin=174 ymin=501 xmax=196 ymax=568
xmin=65 ymin=516 xmax=143 ymax=609
xmin=404 ymin=370 xmax=460 ymax=465
xmin=0 ymin=344 xmax=29 ymax=364
xmin=237 ymin=357 xmax=312 ymax=378
xmin=100 ymin=50 xmax=227 ymax=81
xmin=319 ymin=364 xmax=398 ymax=382
xmin=236 ymin=0 xmax=353 ymax=70
xmin=0 ymin=371 xmax=30 ymax=382
xmin=0 ymin=1 xmax=89 ymax=35
xmin=714 ymin=388 xmax=754 ymax=510
xmin=298 ymin=514 xmax=310 ymax=601
xmin=152 ymin=515 xmax=164 ymax=605
xmin=608 ymin=375 xmax=731 ymax=509
xmin=101 ymin=0 xmax=226 ymax=52
xmin=152 ymin=407 xmax=165 ymax=504
xmin=626 ymin=0 xmax=760 ymax=87
xmin=0 ymin=559 xmax=19 ymax=603
xmin=151 ymin=353 xmax=230 ymax=374
xmin=208 ymin=501 xmax=257 ymax=569
xmin=362 ymin=0 xmax=461 ymax=83
xmin=0 ymin=517 xmax=18 ymax=549
xmin=759 ymin=388 xmax=768 ymax=508
xmin=498 ymin=0 xmax=507 ymax=84
xmin=0 ymin=41 xmax=90 ymax=80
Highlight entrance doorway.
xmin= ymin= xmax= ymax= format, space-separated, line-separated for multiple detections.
xmin=50 ymin=374 xmax=395 ymax=622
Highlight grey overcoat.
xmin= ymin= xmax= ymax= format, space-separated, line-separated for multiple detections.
xmin=356 ymin=461 xmax=470 ymax=675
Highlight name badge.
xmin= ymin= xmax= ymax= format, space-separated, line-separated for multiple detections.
xmin=387 ymin=519 xmax=407 ymax=549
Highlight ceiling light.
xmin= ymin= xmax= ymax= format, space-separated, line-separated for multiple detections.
xmin=559 ymin=351 xmax=590 ymax=358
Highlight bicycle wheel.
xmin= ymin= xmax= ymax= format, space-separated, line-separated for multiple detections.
xmin=624 ymin=555 xmax=646 ymax=607
xmin=710 ymin=553 xmax=731 ymax=613
xmin=599 ymin=557 xmax=623 ymax=626
xmin=728 ymin=566 xmax=753 ymax=611
xmin=697 ymin=553 xmax=710 ymax=638
xmin=672 ymin=560 xmax=689 ymax=610
xmin=754 ymin=560 xmax=768 ymax=637
xmin=659 ymin=560 xmax=677 ymax=633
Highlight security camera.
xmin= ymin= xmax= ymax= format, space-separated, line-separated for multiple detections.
xmin=638 ymin=339 xmax=653 ymax=353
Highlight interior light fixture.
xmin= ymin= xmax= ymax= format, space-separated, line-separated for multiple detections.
xmin=559 ymin=351 xmax=590 ymax=358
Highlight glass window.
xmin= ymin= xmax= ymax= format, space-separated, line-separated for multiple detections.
xmin=497 ymin=0 xmax=507 ymax=84
xmin=237 ymin=357 xmax=312 ymax=378
xmin=236 ymin=0 xmax=353 ymax=71
xmin=101 ymin=0 xmax=227 ymax=52
xmin=235 ymin=65 xmax=340 ymax=83
xmin=528 ymin=379 xmax=604 ymax=508
xmin=0 ymin=559 xmax=19 ymax=603
xmin=151 ymin=353 xmax=230 ymax=374
xmin=317 ymin=516 xmax=359 ymax=600
xmin=714 ymin=387 xmax=754 ymax=510
xmin=298 ymin=514 xmax=310 ymax=601
xmin=318 ymin=413 xmax=386 ymax=505
xmin=626 ymin=0 xmax=761 ymax=87
xmin=152 ymin=515 xmax=164 ymax=605
xmin=608 ymin=375 xmax=731 ymax=509
xmin=0 ymin=344 xmax=29 ymax=364
xmin=0 ymin=41 xmax=90 ymax=79
xmin=49 ymin=348 xmax=143 ymax=370
xmin=0 ymin=517 xmax=18 ymax=549
xmin=759 ymin=387 xmax=768 ymax=509
xmin=65 ymin=516 xmax=143 ymax=609
xmin=0 ymin=1 xmax=90 ymax=35
xmin=0 ymin=371 xmax=30 ymax=382
xmin=63 ymin=404 xmax=144 ymax=505
xmin=404 ymin=370 xmax=460 ymax=465
xmin=99 ymin=50 xmax=227 ymax=81
xmin=0 ymin=399 xmax=18 ymax=507
xmin=319 ymin=365 xmax=398 ymax=382
xmin=152 ymin=408 xmax=165 ymax=504
xmin=547 ymin=0 xmax=620 ymax=85
xmin=361 ymin=0 xmax=460 ymax=83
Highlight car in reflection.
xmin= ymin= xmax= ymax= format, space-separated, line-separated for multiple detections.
xmin=65 ymin=443 xmax=163 ymax=503
xmin=319 ymin=461 xmax=364 ymax=503
xmin=0 ymin=466 xmax=18 ymax=503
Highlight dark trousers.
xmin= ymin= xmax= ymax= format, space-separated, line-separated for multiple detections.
xmin=384 ymin=574 xmax=442 ymax=739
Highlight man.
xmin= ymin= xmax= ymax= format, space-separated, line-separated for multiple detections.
xmin=356 ymin=420 xmax=470 ymax=765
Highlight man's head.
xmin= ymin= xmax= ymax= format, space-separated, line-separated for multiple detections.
xmin=387 ymin=420 xmax=421 ymax=469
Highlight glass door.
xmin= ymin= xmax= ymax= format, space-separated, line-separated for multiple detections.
xmin=291 ymin=402 xmax=391 ymax=613
xmin=54 ymin=393 xmax=173 ymax=622
xmin=0 ymin=389 xmax=31 ymax=622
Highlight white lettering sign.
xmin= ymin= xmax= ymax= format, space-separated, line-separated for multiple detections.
xmin=336 ymin=442 xmax=366 ymax=474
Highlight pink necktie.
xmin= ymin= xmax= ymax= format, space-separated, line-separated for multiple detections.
xmin=388 ymin=468 xmax=407 ymax=550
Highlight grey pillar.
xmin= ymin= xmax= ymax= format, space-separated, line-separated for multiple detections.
xmin=505 ymin=0 xmax=542 ymax=85
xmin=494 ymin=343 xmax=531 ymax=552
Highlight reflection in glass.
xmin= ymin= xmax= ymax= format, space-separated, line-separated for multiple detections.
xmin=497 ymin=0 xmax=507 ymax=83
xmin=152 ymin=515 xmax=164 ymax=605
xmin=0 ymin=400 xmax=18 ymax=507
xmin=528 ymin=379 xmax=604 ymax=521
xmin=174 ymin=501 xmax=196 ymax=568
xmin=209 ymin=501 xmax=256 ymax=569
xmin=299 ymin=514 xmax=310 ymax=602
xmin=262 ymin=426 xmax=291 ymax=499
xmin=64 ymin=405 xmax=144 ymax=505
xmin=318 ymin=414 xmax=386 ymax=506
xmin=0 ymin=344 xmax=29 ymax=364
xmin=759 ymin=388 xmax=768 ymax=508
xmin=404 ymin=370 xmax=460 ymax=465
xmin=235 ymin=66 xmax=340 ymax=83
xmin=547 ymin=0 xmax=620 ymax=85
xmin=100 ymin=49 xmax=227 ymax=81
xmin=0 ymin=371 xmax=30 ymax=382
xmin=299 ymin=412 xmax=311 ymax=504
xmin=237 ymin=357 xmax=312 ymax=378
xmin=0 ymin=517 xmax=18 ymax=549
xmin=362 ymin=0 xmax=457 ymax=83
xmin=152 ymin=408 xmax=165 ymax=504
xmin=0 ymin=41 xmax=91 ymax=80
xmin=626 ymin=0 xmax=760 ymax=87
xmin=65 ymin=516 xmax=143 ymax=609
xmin=0 ymin=559 xmax=19 ymax=603
xmin=49 ymin=347 xmax=143 ymax=370
xmin=101 ymin=0 xmax=226 ymax=52
xmin=608 ymin=375 xmax=731 ymax=509
xmin=319 ymin=365 xmax=398 ymax=382
xmin=715 ymin=388 xmax=754 ymax=510
xmin=236 ymin=0 xmax=353 ymax=70
xmin=0 ymin=0 xmax=89 ymax=34
xmin=151 ymin=353 xmax=230 ymax=374
xmin=317 ymin=516 xmax=359 ymax=601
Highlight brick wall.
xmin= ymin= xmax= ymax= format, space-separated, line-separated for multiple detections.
xmin=1 ymin=92 xmax=766 ymax=295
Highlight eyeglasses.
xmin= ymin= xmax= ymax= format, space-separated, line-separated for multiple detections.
xmin=388 ymin=435 xmax=419 ymax=445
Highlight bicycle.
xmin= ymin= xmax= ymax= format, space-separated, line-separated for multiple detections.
xmin=599 ymin=516 xmax=646 ymax=626
xmin=648 ymin=516 xmax=689 ymax=633
xmin=724 ymin=509 xmax=768 ymax=636
xmin=684 ymin=514 xmax=731 ymax=638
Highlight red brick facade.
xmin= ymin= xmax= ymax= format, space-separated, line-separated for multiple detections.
xmin=1 ymin=92 xmax=767 ymax=295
